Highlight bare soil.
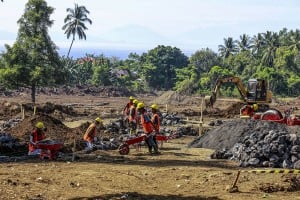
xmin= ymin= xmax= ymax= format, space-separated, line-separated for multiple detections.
xmin=1 ymin=91 xmax=300 ymax=200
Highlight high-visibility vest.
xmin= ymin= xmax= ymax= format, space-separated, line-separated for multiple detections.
xmin=28 ymin=129 xmax=45 ymax=152
xmin=83 ymin=123 xmax=96 ymax=142
xmin=151 ymin=113 xmax=160 ymax=132
xmin=140 ymin=111 xmax=153 ymax=134
xmin=128 ymin=105 xmax=137 ymax=122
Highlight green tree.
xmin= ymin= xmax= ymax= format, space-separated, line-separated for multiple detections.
xmin=0 ymin=0 xmax=62 ymax=103
xmin=237 ymin=34 xmax=252 ymax=52
xmin=261 ymin=31 xmax=280 ymax=67
xmin=141 ymin=45 xmax=189 ymax=90
xmin=218 ymin=37 xmax=238 ymax=58
xmin=62 ymin=4 xmax=92 ymax=58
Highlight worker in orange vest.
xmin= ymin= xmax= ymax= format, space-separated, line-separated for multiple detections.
xmin=123 ymin=96 xmax=134 ymax=117
xmin=151 ymin=103 xmax=160 ymax=147
xmin=137 ymin=102 xmax=159 ymax=154
xmin=83 ymin=117 xmax=103 ymax=150
xmin=128 ymin=99 xmax=139 ymax=135
xmin=28 ymin=121 xmax=46 ymax=155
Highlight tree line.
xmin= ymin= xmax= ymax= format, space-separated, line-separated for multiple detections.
xmin=0 ymin=0 xmax=300 ymax=103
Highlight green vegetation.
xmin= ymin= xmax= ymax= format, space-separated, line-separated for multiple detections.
xmin=0 ymin=2 xmax=300 ymax=102
xmin=62 ymin=3 xmax=92 ymax=58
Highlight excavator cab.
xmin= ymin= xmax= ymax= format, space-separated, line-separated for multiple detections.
xmin=246 ymin=79 xmax=267 ymax=102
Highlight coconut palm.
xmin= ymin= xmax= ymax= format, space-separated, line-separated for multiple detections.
xmin=218 ymin=37 xmax=238 ymax=58
xmin=251 ymin=33 xmax=265 ymax=57
xmin=62 ymin=4 xmax=92 ymax=57
xmin=261 ymin=31 xmax=280 ymax=67
xmin=237 ymin=34 xmax=252 ymax=52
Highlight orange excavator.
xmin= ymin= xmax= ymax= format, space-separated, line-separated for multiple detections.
xmin=204 ymin=76 xmax=272 ymax=118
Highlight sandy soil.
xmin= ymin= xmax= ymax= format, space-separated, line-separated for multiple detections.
xmin=1 ymin=93 xmax=300 ymax=200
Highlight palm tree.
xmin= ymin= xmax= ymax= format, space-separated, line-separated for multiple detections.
xmin=237 ymin=34 xmax=252 ymax=52
xmin=62 ymin=4 xmax=92 ymax=57
xmin=261 ymin=31 xmax=280 ymax=67
xmin=251 ymin=33 xmax=265 ymax=58
xmin=218 ymin=37 xmax=238 ymax=58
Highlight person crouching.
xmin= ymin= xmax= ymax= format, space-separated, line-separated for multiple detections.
xmin=83 ymin=117 xmax=103 ymax=151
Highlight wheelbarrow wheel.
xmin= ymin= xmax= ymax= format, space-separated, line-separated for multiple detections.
xmin=119 ymin=143 xmax=130 ymax=155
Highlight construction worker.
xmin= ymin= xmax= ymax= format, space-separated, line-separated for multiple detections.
xmin=128 ymin=99 xmax=139 ymax=135
xmin=28 ymin=121 xmax=46 ymax=155
xmin=241 ymin=103 xmax=258 ymax=118
xmin=123 ymin=96 xmax=134 ymax=117
xmin=83 ymin=117 xmax=103 ymax=151
xmin=137 ymin=102 xmax=159 ymax=154
xmin=151 ymin=103 xmax=160 ymax=146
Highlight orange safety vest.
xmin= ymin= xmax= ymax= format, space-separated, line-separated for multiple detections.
xmin=124 ymin=101 xmax=133 ymax=116
xmin=83 ymin=123 xmax=96 ymax=142
xmin=140 ymin=111 xmax=153 ymax=134
xmin=151 ymin=113 xmax=160 ymax=132
xmin=28 ymin=129 xmax=45 ymax=152
xmin=128 ymin=105 xmax=137 ymax=122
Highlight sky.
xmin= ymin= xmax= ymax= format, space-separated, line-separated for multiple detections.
xmin=0 ymin=0 xmax=300 ymax=58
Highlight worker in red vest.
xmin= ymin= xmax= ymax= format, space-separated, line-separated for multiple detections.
xmin=137 ymin=102 xmax=159 ymax=154
xmin=83 ymin=117 xmax=103 ymax=150
xmin=28 ymin=121 xmax=46 ymax=155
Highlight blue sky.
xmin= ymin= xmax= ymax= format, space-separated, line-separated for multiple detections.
xmin=0 ymin=0 xmax=299 ymax=58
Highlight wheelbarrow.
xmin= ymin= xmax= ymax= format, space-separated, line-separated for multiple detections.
xmin=35 ymin=141 xmax=64 ymax=160
xmin=118 ymin=132 xmax=177 ymax=155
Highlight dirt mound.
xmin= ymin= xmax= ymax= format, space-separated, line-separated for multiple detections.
xmin=151 ymin=91 xmax=199 ymax=105
xmin=8 ymin=114 xmax=76 ymax=143
xmin=205 ymin=102 xmax=243 ymax=118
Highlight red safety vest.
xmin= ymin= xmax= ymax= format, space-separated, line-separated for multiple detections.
xmin=140 ymin=111 xmax=153 ymax=134
xmin=83 ymin=123 xmax=96 ymax=142
xmin=151 ymin=113 xmax=160 ymax=132
xmin=28 ymin=129 xmax=45 ymax=152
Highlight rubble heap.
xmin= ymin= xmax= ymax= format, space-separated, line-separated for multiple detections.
xmin=190 ymin=119 xmax=300 ymax=168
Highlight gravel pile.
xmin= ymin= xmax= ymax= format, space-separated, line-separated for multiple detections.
xmin=190 ymin=119 xmax=300 ymax=168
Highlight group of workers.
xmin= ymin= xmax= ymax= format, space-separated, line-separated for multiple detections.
xmin=124 ymin=96 xmax=160 ymax=154
xmin=28 ymin=96 xmax=161 ymax=156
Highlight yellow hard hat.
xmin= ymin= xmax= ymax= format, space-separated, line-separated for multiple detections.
xmin=36 ymin=122 xmax=44 ymax=129
xmin=151 ymin=104 xmax=158 ymax=110
xmin=95 ymin=117 xmax=103 ymax=123
xmin=253 ymin=104 xmax=258 ymax=111
xmin=129 ymin=96 xmax=134 ymax=100
xmin=133 ymin=99 xmax=139 ymax=104
xmin=137 ymin=102 xmax=144 ymax=109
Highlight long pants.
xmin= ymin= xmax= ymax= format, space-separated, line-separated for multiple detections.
xmin=145 ymin=134 xmax=158 ymax=153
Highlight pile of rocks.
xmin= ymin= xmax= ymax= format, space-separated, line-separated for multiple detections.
xmin=0 ymin=133 xmax=26 ymax=155
xmin=191 ymin=119 xmax=300 ymax=168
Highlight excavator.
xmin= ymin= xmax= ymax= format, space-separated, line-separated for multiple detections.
xmin=205 ymin=76 xmax=300 ymax=125
xmin=204 ymin=76 xmax=272 ymax=118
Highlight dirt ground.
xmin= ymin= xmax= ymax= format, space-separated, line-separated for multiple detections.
xmin=1 ymin=92 xmax=300 ymax=200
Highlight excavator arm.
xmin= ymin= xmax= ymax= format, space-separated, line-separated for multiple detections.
xmin=205 ymin=76 xmax=248 ymax=108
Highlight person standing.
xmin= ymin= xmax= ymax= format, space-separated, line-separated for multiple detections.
xmin=123 ymin=96 xmax=134 ymax=117
xmin=151 ymin=103 xmax=160 ymax=147
xmin=28 ymin=122 xmax=46 ymax=155
xmin=83 ymin=117 xmax=103 ymax=151
xmin=137 ymin=102 xmax=159 ymax=154
xmin=128 ymin=99 xmax=139 ymax=135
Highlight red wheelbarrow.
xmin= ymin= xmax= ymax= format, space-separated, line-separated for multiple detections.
xmin=35 ymin=141 xmax=63 ymax=160
xmin=118 ymin=132 xmax=177 ymax=155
